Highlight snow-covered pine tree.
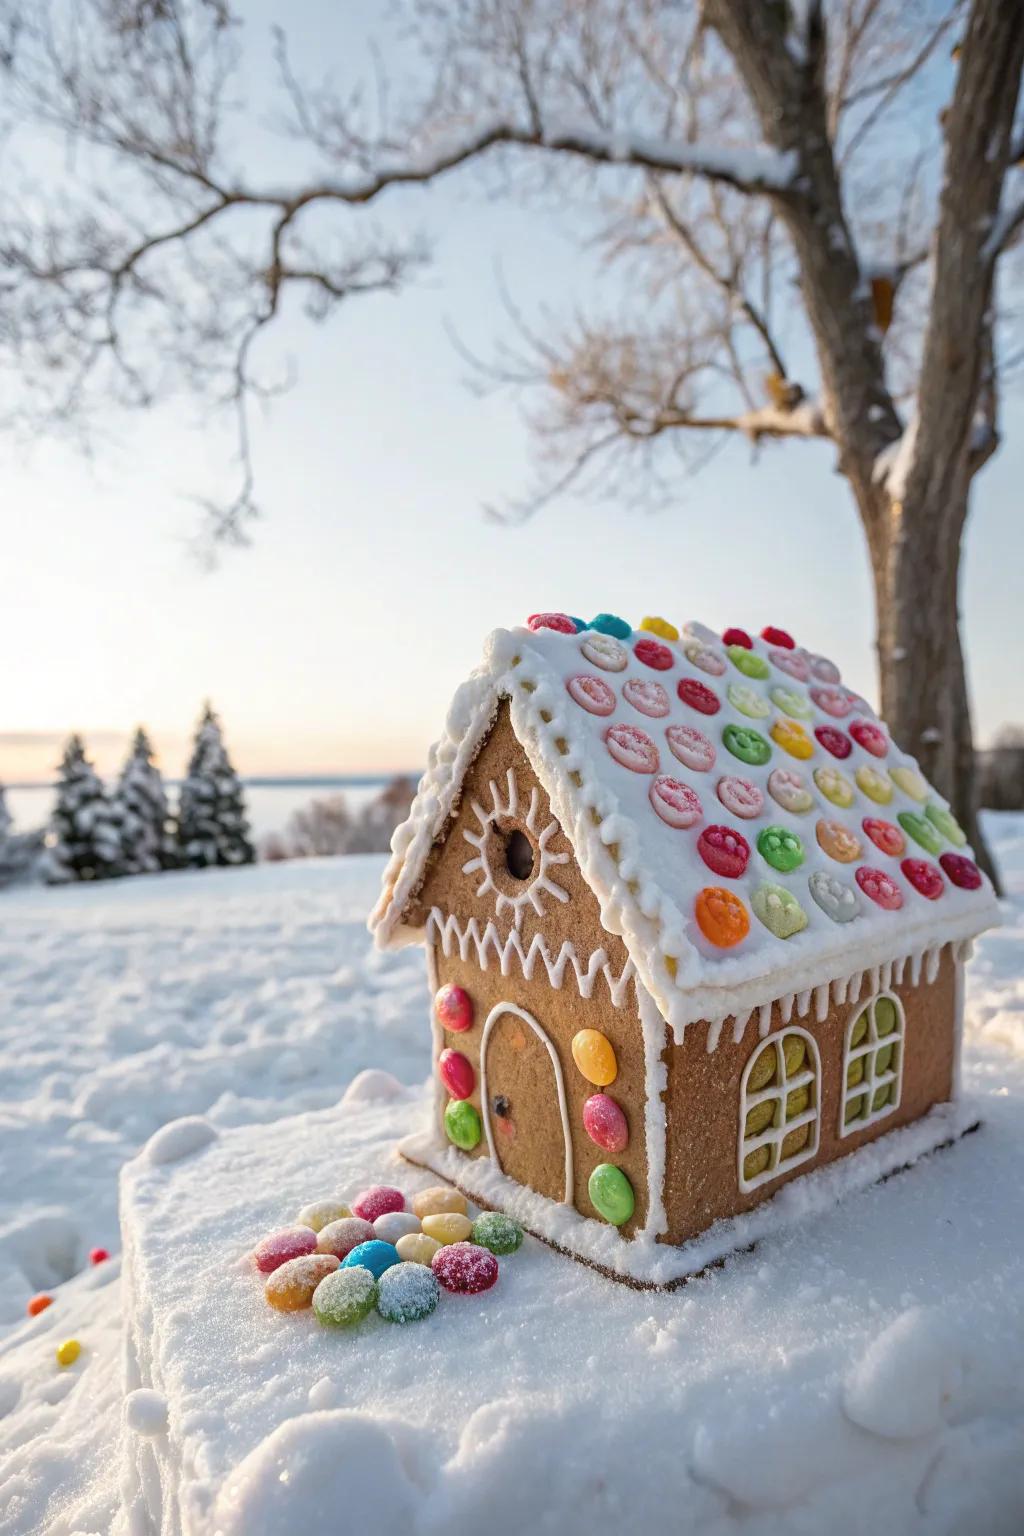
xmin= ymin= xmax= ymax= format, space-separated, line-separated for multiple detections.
xmin=45 ymin=735 xmax=125 ymax=882
xmin=115 ymin=727 xmax=175 ymax=874
xmin=176 ymin=704 xmax=254 ymax=868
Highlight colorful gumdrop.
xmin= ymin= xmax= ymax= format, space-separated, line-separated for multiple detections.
xmin=677 ymin=677 xmax=721 ymax=715
xmin=56 ymin=1339 xmax=81 ymax=1367
xmin=312 ymin=1266 xmax=377 ymax=1328
xmin=624 ymin=678 xmax=670 ymax=717
xmin=633 ymin=636 xmax=675 ymax=671
xmin=28 ymin=1293 xmax=53 ymax=1317
xmin=771 ymin=718 xmax=813 ymax=759
xmin=411 ymin=1186 xmax=467 ymax=1219
xmin=439 ymin=1048 xmax=475 ymax=1100
xmin=589 ymin=612 xmax=631 ymax=639
xmin=396 ymin=1232 xmax=442 ymax=1266
xmin=757 ymin=825 xmax=804 ymax=873
xmin=684 ymin=641 xmax=726 ymax=676
xmin=890 ymin=764 xmax=928 ymax=801
xmin=435 ymin=983 xmax=473 ymax=1033
xmin=808 ymin=869 xmax=860 ymax=924
xmin=582 ymin=1092 xmax=629 ymax=1153
xmin=566 ymin=674 xmax=616 ymax=716
xmin=926 ymin=803 xmax=967 ymax=846
xmin=351 ymin=1186 xmax=405 ymax=1222
xmin=640 ymin=615 xmax=679 ymax=641
xmin=901 ymin=858 xmax=945 ymax=900
xmin=855 ymin=866 xmax=904 ymax=911
xmin=581 ymin=632 xmax=628 ymax=671
xmin=527 ymin=612 xmax=577 ymax=633
xmin=253 ymin=1227 xmax=318 ymax=1274
xmin=810 ymin=685 xmax=852 ymax=718
xmin=695 ymin=886 xmax=749 ymax=948
xmin=771 ymin=649 xmax=811 ymax=681
xmin=666 ymin=723 xmax=716 ymax=772
xmin=571 ymin=1028 xmax=617 ymax=1086
xmin=444 ymin=1099 xmax=482 ymax=1151
xmin=752 ymin=884 xmax=808 ymax=939
xmin=856 ymin=764 xmax=893 ymax=804
xmin=814 ymin=725 xmax=852 ymax=759
xmin=768 ymin=768 xmax=814 ymax=814
xmin=649 ymin=775 xmax=702 ymax=829
xmin=297 ymin=1200 xmax=351 ymax=1233
xmin=770 ymin=685 xmax=812 ymax=719
xmin=850 ymin=719 xmax=888 ymax=757
xmin=728 ymin=646 xmax=770 ymax=680
xmin=728 ymin=682 xmax=770 ymax=719
xmin=265 ymin=1254 xmax=339 ymax=1311
xmin=814 ymin=765 xmax=854 ymax=808
xmin=722 ymin=627 xmax=753 ymax=648
xmin=588 ymin=1164 xmax=635 ymax=1225
xmin=723 ymin=723 xmax=771 ymax=766
xmin=604 ymin=722 xmax=660 ymax=773
xmin=939 ymin=852 xmax=982 ymax=890
xmin=816 ymin=819 xmax=862 ymax=863
xmin=808 ymin=653 xmax=841 ymax=683
xmin=862 ymin=817 xmax=905 ymax=857
xmin=432 ymin=1242 xmax=499 ymax=1294
xmin=340 ymin=1240 xmax=400 ymax=1279
xmin=421 ymin=1212 xmax=473 ymax=1245
xmin=373 ymin=1211 xmax=422 ymax=1244
xmin=716 ymin=775 xmax=764 ymax=819
xmin=317 ymin=1216 xmax=376 ymax=1260
xmin=376 ymin=1261 xmax=440 ymax=1323
xmin=89 ymin=1247 xmax=110 ymax=1265
xmin=697 ymin=824 xmax=750 ymax=879
xmin=761 ymin=625 xmax=795 ymax=648
xmin=898 ymin=811 xmax=944 ymax=855
xmin=471 ymin=1212 xmax=524 ymax=1255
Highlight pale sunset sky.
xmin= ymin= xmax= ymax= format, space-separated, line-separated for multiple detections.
xmin=2 ymin=4 xmax=1021 ymax=787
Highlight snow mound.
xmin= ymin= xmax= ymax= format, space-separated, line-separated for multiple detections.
xmin=842 ymin=1306 xmax=963 ymax=1439
xmin=123 ymin=1387 xmax=168 ymax=1437
xmin=341 ymin=1068 xmax=408 ymax=1105
xmin=144 ymin=1115 xmax=218 ymax=1166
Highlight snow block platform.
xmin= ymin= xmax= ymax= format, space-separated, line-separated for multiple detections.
xmin=121 ymin=1090 xmax=1024 ymax=1536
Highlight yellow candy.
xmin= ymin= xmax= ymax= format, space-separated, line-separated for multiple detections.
xmin=771 ymin=718 xmax=813 ymax=759
xmin=640 ymin=615 xmax=679 ymax=642
xmin=410 ymin=1185 xmax=468 ymax=1219
xmin=264 ymin=1254 xmax=339 ymax=1311
xmin=890 ymin=765 xmax=928 ymax=802
xmin=815 ymin=766 xmax=854 ymax=808
xmin=855 ymin=765 xmax=893 ymax=805
xmin=395 ymin=1232 xmax=442 ymax=1266
xmin=56 ymin=1338 xmax=81 ymax=1368
xmin=571 ymin=1028 xmax=617 ymax=1086
xmin=297 ymin=1200 xmax=351 ymax=1233
xmin=421 ymin=1212 xmax=473 ymax=1246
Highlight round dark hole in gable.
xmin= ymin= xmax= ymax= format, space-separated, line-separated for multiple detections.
xmin=504 ymin=829 xmax=535 ymax=881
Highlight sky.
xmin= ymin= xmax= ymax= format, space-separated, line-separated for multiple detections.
xmin=1 ymin=4 xmax=1021 ymax=787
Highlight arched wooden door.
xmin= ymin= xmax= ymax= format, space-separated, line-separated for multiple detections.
xmin=481 ymin=1003 xmax=573 ymax=1204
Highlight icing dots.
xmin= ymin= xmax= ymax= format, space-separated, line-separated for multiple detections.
xmin=727 ymin=645 xmax=770 ymax=680
xmin=633 ymin=636 xmax=675 ymax=670
xmin=808 ymin=653 xmax=841 ymax=683
xmin=768 ymin=768 xmax=814 ymax=814
xmin=771 ymin=718 xmax=813 ymax=759
xmin=698 ymin=824 xmax=750 ymax=879
xmin=605 ymin=723 xmax=659 ymax=773
xmin=862 ymin=817 xmax=906 ymax=857
xmin=571 ymin=1028 xmax=617 ymax=1086
xmin=890 ymin=764 xmax=928 ymax=801
xmin=855 ymin=764 xmax=893 ymax=804
xmin=677 ymin=677 xmax=721 ymax=715
xmin=814 ymin=766 xmax=854 ymax=808
xmin=581 ymin=632 xmax=628 ymax=671
xmin=566 ymin=674 xmax=616 ymax=716
xmin=901 ymin=858 xmax=945 ymax=900
xmin=582 ymin=1093 xmax=629 ymax=1153
xmin=695 ymin=886 xmax=750 ymax=948
xmin=770 ymin=686 xmax=812 ymax=720
xmin=723 ymin=723 xmax=771 ymax=766
xmin=926 ymin=803 xmax=966 ymax=846
xmin=649 ymin=775 xmax=703 ymax=829
xmin=849 ymin=719 xmax=888 ymax=757
xmin=940 ymin=852 xmax=982 ymax=890
xmin=855 ymin=866 xmax=904 ymax=910
xmin=757 ymin=825 xmax=804 ymax=874
xmin=771 ymin=649 xmax=811 ymax=681
xmin=623 ymin=677 xmax=670 ymax=717
xmin=752 ymin=883 xmax=808 ymax=939
xmin=815 ymin=725 xmax=852 ymax=759
xmin=810 ymin=686 xmax=852 ymax=718
xmin=666 ymin=723 xmax=716 ymax=772
xmin=716 ymin=776 xmax=764 ymax=819
xmin=808 ymin=869 xmax=860 ymax=924
xmin=722 ymin=627 xmax=753 ymax=648
xmin=640 ymin=615 xmax=679 ymax=641
xmin=590 ymin=613 xmax=631 ymax=639
xmin=761 ymin=625 xmax=795 ymax=648
xmin=816 ymin=819 xmax=862 ymax=863
xmin=898 ymin=811 xmax=944 ymax=855
xmin=684 ymin=641 xmax=726 ymax=676
xmin=727 ymin=682 xmax=771 ymax=718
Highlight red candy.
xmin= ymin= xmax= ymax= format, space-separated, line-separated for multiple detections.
xmin=722 ymin=627 xmax=753 ymax=649
xmin=253 ymin=1226 xmax=318 ymax=1274
xmin=435 ymin=983 xmax=473 ymax=1033
xmin=649 ymin=775 xmax=702 ymax=829
xmin=855 ymin=866 xmax=904 ymax=910
xmin=605 ymin=723 xmax=660 ymax=773
xmin=633 ymin=637 xmax=675 ymax=671
xmin=850 ymin=719 xmax=888 ymax=758
xmin=815 ymin=725 xmax=852 ymax=759
xmin=28 ymin=1293 xmax=53 ymax=1317
xmin=351 ymin=1186 xmax=405 ymax=1223
xmin=89 ymin=1247 xmax=110 ymax=1265
xmin=624 ymin=678 xmax=670 ymax=717
xmin=666 ymin=723 xmax=716 ymax=773
xmin=677 ymin=677 xmax=721 ymax=715
xmin=940 ymin=852 xmax=983 ymax=890
xmin=439 ymin=1048 xmax=475 ymax=1100
xmin=862 ymin=818 xmax=905 ymax=858
xmin=566 ymin=674 xmax=616 ymax=716
xmin=582 ymin=1093 xmax=629 ymax=1153
xmin=697 ymin=824 xmax=750 ymax=879
xmin=901 ymin=858 xmax=945 ymax=900
xmin=761 ymin=625 xmax=794 ymax=649
xmin=432 ymin=1241 xmax=499 ymax=1294
xmin=527 ymin=612 xmax=576 ymax=634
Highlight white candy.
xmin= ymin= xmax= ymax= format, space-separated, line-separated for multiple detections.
xmin=373 ymin=1211 xmax=422 ymax=1244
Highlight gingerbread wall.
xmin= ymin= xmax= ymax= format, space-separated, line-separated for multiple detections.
xmin=406 ymin=704 xmax=651 ymax=1237
xmin=661 ymin=947 xmax=958 ymax=1245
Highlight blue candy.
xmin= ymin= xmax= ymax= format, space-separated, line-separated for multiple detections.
xmin=589 ymin=613 xmax=631 ymax=639
xmin=570 ymin=617 xmax=589 ymax=632
xmin=339 ymin=1240 xmax=400 ymax=1279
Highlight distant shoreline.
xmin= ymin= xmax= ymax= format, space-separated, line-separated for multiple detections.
xmin=4 ymin=772 xmax=422 ymax=792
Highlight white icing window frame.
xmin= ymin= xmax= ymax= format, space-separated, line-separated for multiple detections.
xmin=738 ymin=1026 xmax=820 ymax=1194
xmin=479 ymin=1002 xmax=574 ymax=1204
xmin=838 ymin=991 xmax=905 ymax=1138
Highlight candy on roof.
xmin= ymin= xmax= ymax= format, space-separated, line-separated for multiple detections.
xmin=371 ymin=613 xmax=1000 ymax=1035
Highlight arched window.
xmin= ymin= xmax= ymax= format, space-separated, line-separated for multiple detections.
xmin=840 ymin=993 xmax=904 ymax=1137
xmin=738 ymin=1028 xmax=820 ymax=1194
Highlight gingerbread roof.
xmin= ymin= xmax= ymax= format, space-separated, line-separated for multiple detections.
xmin=370 ymin=615 xmax=999 ymax=1035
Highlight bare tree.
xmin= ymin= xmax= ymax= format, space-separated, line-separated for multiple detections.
xmin=1 ymin=0 xmax=1022 ymax=881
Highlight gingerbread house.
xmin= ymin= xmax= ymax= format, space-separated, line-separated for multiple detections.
xmin=370 ymin=613 xmax=999 ymax=1285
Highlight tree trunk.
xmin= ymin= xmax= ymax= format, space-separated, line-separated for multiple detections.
xmin=865 ymin=486 xmax=1000 ymax=892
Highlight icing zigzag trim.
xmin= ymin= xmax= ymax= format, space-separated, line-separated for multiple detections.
xmin=427 ymin=907 xmax=635 ymax=1008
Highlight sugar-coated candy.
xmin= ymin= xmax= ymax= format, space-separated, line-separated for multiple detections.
xmin=624 ymin=678 xmax=670 ymax=718
xmin=589 ymin=612 xmax=632 ymax=639
xmin=757 ymin=825 xmax=804 ymax=874
xmin=815 ymin=725 xmax=852 ymax=759
xmin=588 ymin=1163 xmax=635 ymax=1225
xmin=728 ymin=646 xmax=770 ymax=680
xmin=770 ymin=685 xmax=812 ymax=720
xmin=898 ymin=811 xmax=944 ymax=855
xmin=444 ymin=1099 xmax=482 ymax=1150
xmin=856 ymin=764 xmax=893 ymax=804
xmin=89 ymin=1247 xmax=109 ymax=1265
xmin=716 ymin=775 xmax=764 ymax=819
xmin=849 ymin=719 xmax=888 ymax=757
xmin=722 ymin=627 xmax=753 ymax=649
xmin=761 ymin=625 xmax=794 ymax=649
xmin=768 ymin=768 xmax=814 ymax=814
xmin=297 ymin=1200 xmax=351 ymax=1233
xmin=340 ymin=1240 xmax=400 ymax=1279
xmin=566 ymin=673 xmax=617 ymax=716
xmin=666 ymin=723 xmax=716 ymax=773
xmin=312 ymin=1266 xmax=377 ymax=1328
xmin=926 ymin=803 xmax=967 ymax=846
xmin=770 ymin=718 xmax=813 ymax=759
xmin=939 ymin=852 xmax=982 ymax=890
xmin=431 ymin=1241 xmax=499 ymax=1294
xmin=396 ymin=1232 xmax=442 ymax=1266
xmin=265 ymin=1253 xmax=339 ymax=1311
xmin=571 ymin=1028 xmax=617 ymax=1086
xmin=816 ymin=819 xmax=862 ymax=863
xmin=582 ymin=1092 xmax=629 ymax=1153
xmin=770 ymin=648 xmax=811 ymax=681
xmin=814 ymin=765 xmax=854 ymax=808
xmin=421 ymin=1211 xmax=473 ymax=1245
xmin=56 ymin=1338 xmax=81 ymax=1367
xmin=808 ymin=869 xmax=860 ymax=924
xmin=317 ymin=1216 xmax=376 ymax=1259
xmin=752 ymin=883 xmax=808 ymax=939
xmin=810 ymin=685 xmax=852 ymax=719
xmin=471 ymin=1212 xmax=524 ymax=1255
xmin=677 ymin=677 xmax=721 ymax=716
xmin=604 ymin=722 xmax=660 ymax=773
xmin=527 ymin=611 xmax=577 ymax=633
xmin=862 ymin=817 xmax=905 ymax=857
xmin=890 ymin=765 xmax=928 ymax=802
xmin=351 ymin=1185 xmax=405 ymax=1222
xmin=633 ymin=636 xmax=675 ymax=671
xmin=695 ymin=886 xmax=749 ymax=948
xmin=723 ymin=723 xmax=771 ymax=765
xmin=855 ymin=866 xmax=904 ymax=911
xmin=649 ymin=775 xmax=702 ymax=829
xmin=28 ymin=1293 xmax=53 ymax=1317
xmin=411 ymin=1185 xmax=468 ymax=1219
xmin=373 ymin=1211 xmax=422 ymax=1244
xmin=727 ymin=682 xmax=770 ymax=719
xmin=640 ymin=615 xmax=679 ymax=641
xmin=808 ymin=653 xmax=841 ymax=684
xmin=684 ymin=640 xmax=727 ymax=676
xmin=253 ymin=1226 xmax=318 ymax=1274
xmin=439 ymin=1047 xmax=475 ymax=1100
xmin=901 ymin=858 xmax=945 ymax=900
xmin=697 ymin=824 xmax=750 ymax=879
xmin=377 ymin=1261 xmax=440 ymax=1323
xmin=581 ymin=632 xmax=628 ymax=671
xmin=435 ymin=982 xmax=474 ymax=1033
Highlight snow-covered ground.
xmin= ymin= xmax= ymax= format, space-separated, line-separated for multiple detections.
xmin=1 ymin=820 xmax=1023 ymax=1534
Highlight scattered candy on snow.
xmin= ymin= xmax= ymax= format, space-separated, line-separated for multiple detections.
xmin=431 ymin=1242 xmax=499 ymax=1294
xmin=89 ymin=1247 xmax=110 ymax=1265
xmin=373 ymin=1211 xmax=422 ymax=1244
xmin=340 ymin=1240 xmax=400 ymax=1279
xmin=395 ymin=1232 xmax=442 ymax=1266
xmin=253 ymin=1226 xmax=318 ymax=1274
xmin=56 ymin=1338 xmax=81 ymax=1367
xmin=410 ymin=1186 xmax=468 ymax=1219
xmin=376 ymin=1261 xmax=440 ymax=1323
xmin=316 ymin=1216 xmax=376 ymax=1259
xmin=471 ymin=1212 xmax=524 ymax=1255
xmin=28 ymin=1293 xmax=53 ymax=1317
xmin=297 ymin=1200 xmax=352 ymax=1232
xmin=312 ymin=1266 xmax=378 ymax=1327
xmin=351 ymin=1185 xmax=405 ymax=1223
xmin=265 ymin=1254 xmax=339 ymax=1311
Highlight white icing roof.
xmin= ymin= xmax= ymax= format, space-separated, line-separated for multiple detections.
xmin=370 ymin=620 xmax=999 ymax=1032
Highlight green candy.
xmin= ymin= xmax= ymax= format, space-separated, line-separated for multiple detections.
xmin=727 ymin=645 xmax=770 ymax=680
xmin=444 ymin=1099 xmax=482 ymax=1151
xmin=723 ymin=723 xmax=772 ymax=766
xmin=752 ymin=883 xmax=808 ymax=939
xmin=588 ymin=1163 xmax=635 ymax=1225
xmin=770 ymin=685 xmax=812 ymax=720
xmin=757 ymin=824 xmax=804 ymax=873
xmin=925 ymin=802 xmax=966 ymax=847
xmin=312 ymin=1267 xmax=377 ymax=1328
xmin=897 ymin=811 xmax=944 ymax=855
xmin=727 ymin=682 xmax=771 ymax=719
xmin=471 ymin=1211 xmax=524 ymax=1255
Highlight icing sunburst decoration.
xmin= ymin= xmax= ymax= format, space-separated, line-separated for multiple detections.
xmin=461 ymin=768 xmax=570 ymax=928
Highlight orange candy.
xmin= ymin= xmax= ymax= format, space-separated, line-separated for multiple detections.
xmin=770 ymin=718 xmax=814 ymax=760
xmin=28 ymin=1293 xmax=53 ymax=1317
xmin=264 ymin=1254 xmax=339 ymax=1311
xmin=696 ymin=886 xmax=750 ymax=948
xmin=816 ymin=819 xmax=863 ymax=863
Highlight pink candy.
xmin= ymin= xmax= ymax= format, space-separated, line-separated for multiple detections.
xmin=649 ymin=775 xmax=702 ymax=829
xmin=351 ymin=1185 xmax=406 ymax=1223
xmin=605 ymin=723 xmax=660 ymax=774
xmin=439 ymin=1048 xmax=475 ymax=1100
xmin=253 ymin=1226 xmax=317 ymax=1274
xmin=582 ymin=1093 xmax=629 ymax=1153
xmin=432 ymin=1241 xmax=499 ymax=1294
xmin=566 ymin=674 xmax=616 ymax=716
xmin=316 ymin=1216 xmax=375 ymax=1259
xmin=624 ymin=678 xmax=670 ymax=718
